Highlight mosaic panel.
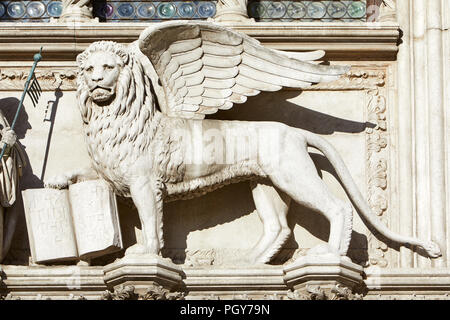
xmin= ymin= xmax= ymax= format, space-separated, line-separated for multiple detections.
xmin=248 ymin=0 xmax=367 ymax=22
xmin=0 ymin=0 xmax=367 ymax=22
xmin=93 ymin=1 xmax=216 ymax=21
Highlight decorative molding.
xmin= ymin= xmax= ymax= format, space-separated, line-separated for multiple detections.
xmin=101 ymin=284 xmax=185 ymax=300
xmin=365 ymin=85 xmax=389 ymax=268
xmin=101 ymin=285 xmax=138 ymax=300
xmin=306 ymin=70 xmax=386 ymax=91
xmin=286 ymin=284 xmax=363 ymax=300
xmin=0 ymin=68 xmax=77 ymax=91
xmin=162 ymin=248 xmax=307 ymax=266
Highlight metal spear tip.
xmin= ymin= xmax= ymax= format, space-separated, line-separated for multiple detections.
xmin=33 ymin=47 xmax=43 ymax=62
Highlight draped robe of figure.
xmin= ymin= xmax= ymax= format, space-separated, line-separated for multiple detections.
xmin=0 ymin=111 xmax=26 ymax=262
xmin=214 ymin=0 xmax=250 ymax=21
xmin=62 ymin=0 xmax=91 ymax=10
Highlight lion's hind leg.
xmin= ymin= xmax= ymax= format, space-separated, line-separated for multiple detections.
xmin=265 ymin=133 xmax=353 ymax=257
xmin=248 ymin=181 xmax=292 ymax=264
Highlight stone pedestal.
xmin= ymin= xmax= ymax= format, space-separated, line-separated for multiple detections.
xmin=283 ymin=254 xmax=364 ymax=298
xmin=103 ymin=255 xmax=184 ymax=295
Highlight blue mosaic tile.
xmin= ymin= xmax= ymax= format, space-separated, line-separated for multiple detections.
xmin=137 ymin=3 xmax=156 ymax=19
xmin=157 ymin=3 xmax=176 ymax=19
xmin=47 ymin=1 xmax=62 ymax=17
xmin=197 ymin=1 xmax=216 ymax=18
xmin=7 ymin=2 xmax=26 ymax=18
xmin=27 ymin=1 xmax=46 ymax=18
xmin=116 ymin=2 xmax=135 ymax=18
xmin=0 ymin=3 xmax=6 ymax=18
xmin=178 ymin=2 xmax=196 ymax=18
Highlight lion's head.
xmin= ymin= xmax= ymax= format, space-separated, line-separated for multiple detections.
xmin=76 ymin=41 xmax=154 ymax=125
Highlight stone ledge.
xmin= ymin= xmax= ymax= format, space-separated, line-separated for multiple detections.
xmin=0 ymin=22 xmax=399 ymax=61
xmin=365 ymin=268 xmax=450 ymax=295
xmin=1 ymin=265 xmax=106 ymax=299
xmin=5 ymin=264 xmax=450 ymax=299
xmin=1 ymin=255 xmax=364 ymax=299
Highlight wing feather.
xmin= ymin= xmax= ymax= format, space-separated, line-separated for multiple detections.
xmin=203 ymin=41 xmax=243 ymax=56
xmin=169 ymin=38 xmax=202 ymax=54
xmin=239 ymin=65 xmax=312 ymax=88
xmin=186 ymin=85 xmax=205 ymax=97
xmin=203 ymin=54 xmax=242 ymax=68
xmin=203 ymin=66 xmax=239 ymax=79
xmin=138 ymin=21 xmax=350 ymax=119
xmin=232 ymin=83 xmax=260 ymax=96
xmin=181 ymin=60 xmax=203 ymax=76
xmin=236 ymin=74 xmax=282 ymax=92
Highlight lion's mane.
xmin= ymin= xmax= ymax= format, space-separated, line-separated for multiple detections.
xmin=76 ymin=41 xmax=181 ymax=248
xmin=76 ymin=41 xmax=160 ymax=177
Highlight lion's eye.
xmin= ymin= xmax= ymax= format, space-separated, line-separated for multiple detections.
xmin=104 ymin=65 xmax=115 ymax=70
xmin=85 ymin=66 xmax=93 ymax=72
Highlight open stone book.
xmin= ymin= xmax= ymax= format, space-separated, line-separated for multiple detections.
xmin=22 ymin=180 xmax=123 ymax=263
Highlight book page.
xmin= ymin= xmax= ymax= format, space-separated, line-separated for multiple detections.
xmin=69 ymin=180 xmax=123 ymax=259
xmin=22 ymin=189 xmax=78 ymax=263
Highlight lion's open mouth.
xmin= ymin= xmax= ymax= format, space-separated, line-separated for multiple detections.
xmin=90 ymin=86 xmax=115 ymax=103
xmin=91 ymin=86 xmax=112 ymax=93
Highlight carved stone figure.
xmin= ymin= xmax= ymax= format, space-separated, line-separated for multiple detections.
xmin=48 ymin=21 xmax=441 ymax=265
xmin=367 ymin=0 xmax=396 ymax=22
xmin=214 ymin=0 xmax=251 ymax=22
xmin=59 ymin=0 xmax=94 ymax=22
xmin=0 ymin=110 xmax=26 ymax=262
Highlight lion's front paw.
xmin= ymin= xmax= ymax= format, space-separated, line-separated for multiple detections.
xmin=44 ymin=173 xmax=74 ymax=189
xmin=124 ymin=243 xmax=159 ymax=256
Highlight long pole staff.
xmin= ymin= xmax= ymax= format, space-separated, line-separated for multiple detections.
xmin=0 ymin=48 xmax=42 ymax=159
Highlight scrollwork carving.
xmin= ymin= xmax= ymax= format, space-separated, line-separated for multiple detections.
xmin=365 ymin=86 xmax=389 ymax=267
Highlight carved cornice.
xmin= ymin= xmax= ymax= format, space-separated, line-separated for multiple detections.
xmin=0 ymin=22 xmax=400 ymax=61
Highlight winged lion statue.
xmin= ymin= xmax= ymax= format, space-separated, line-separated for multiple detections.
xmin=48 ymin=21 xmax=441 ymax=264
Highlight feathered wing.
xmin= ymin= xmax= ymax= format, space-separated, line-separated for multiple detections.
xmin=138 ymin=21 xmax=350 ymax=119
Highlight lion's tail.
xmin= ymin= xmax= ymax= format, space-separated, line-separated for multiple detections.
xmin=302 ymin=131 xmax=442 ymax=258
